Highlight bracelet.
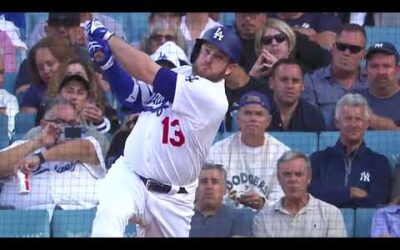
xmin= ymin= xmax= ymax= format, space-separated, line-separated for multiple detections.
xmin=35 ymin=152 xmax=46 ymax=165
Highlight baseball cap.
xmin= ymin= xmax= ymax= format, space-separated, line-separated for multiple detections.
xmin=150 ymin=41 xmax=189 ymax=68
xmin=58 ymin=74 xmax=90 ymax=92
xmin=366 ymin=42 xmax=399 ymax=64
xmin=238 ymin=91 xmax=272 ymax=112
xmin=48 ymin=12 xmax=81 ymax=27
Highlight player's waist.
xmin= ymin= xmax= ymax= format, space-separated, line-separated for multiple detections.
xmin=135 ymin=173 xmax=198 ymax=195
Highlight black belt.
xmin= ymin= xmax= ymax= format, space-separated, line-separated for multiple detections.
xmin=138 ymin=175 xmax=188 ymax=194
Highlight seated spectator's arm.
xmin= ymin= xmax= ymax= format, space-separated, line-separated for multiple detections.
xmin=308 ymin=153 xmax=352 ymax=207
xmin=0 ymin=122 xmax=59 ymax=177
xmin=42 ymin=139 xmax=100 ymax=166
xmin=14 ymin=59 xmax=32 ymax=95
xmin=368 ymin=113 xmax=400 ymax=130
xmin=327 ymin=208 xmax=347 ymax=237
xmin=295 ymin=31 xmax=331 ymax=70
xmin=20 ymin=107 xmax=38 ymax=113
xmin=351 ymin=156 xmax=391 ymax=207
xmin=315 ymin=31 xmax=337 ymax=50
xmin=0 ymin=136 xmax=43 ymax=177
xmin=371 ymin=209 xmax=392 ymax=237
xmin=391 ymin=165 xmax=400 ymax=202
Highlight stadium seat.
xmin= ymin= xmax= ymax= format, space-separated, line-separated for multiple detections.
xmin=10 ymin=133 xmax=24 ymax=144
xmin=365 ymin=27 xmax=400 ymax=52
xmin=3 ymin=72 xmax=17 ymax=94
xmin=50 ymin=208 xmax=137 ymax=237
xmin=354 ymin=208 xmax=377 ymax=238
xmin=14 ymin=112 xmax=36 ymax=134
xmin=340 ymin=208 xmax=355 ymax=237
xmin=0 ymin=209 xmax=50 ymax=237
xmin=0 ymin=135 xmax=9 ymax=149
xmin=0 ymin=113 xmax=8 ymax=137
xmin=318 ymin=130 xmax=400 ymax=172
xmin=269 ymin=132 xmax=318 ymax=155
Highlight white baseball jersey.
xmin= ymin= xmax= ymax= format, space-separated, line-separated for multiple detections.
xmin=0 ymin=136 xmax=106 ymax=211
xmin=123 ymin=65 xmax=228 ymax=186
xmin=206 ymin=132 xmax=290 ymax=206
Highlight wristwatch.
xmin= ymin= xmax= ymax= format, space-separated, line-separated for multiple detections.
xmin=35 ymin=152 xmax=46 ymax=165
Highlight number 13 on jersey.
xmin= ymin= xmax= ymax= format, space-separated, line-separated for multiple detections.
xmin=161 ymin=117 xmax=185 ymax=147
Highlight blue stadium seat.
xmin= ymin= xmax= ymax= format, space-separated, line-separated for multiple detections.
xmin=14 ymin=112 xmax=36 ymax=134
xmin=0 ymin=113 xmax=8 ymax=137
xmin=0 ymin=209 xmax=50 ymax=237
xmin=354 ymin=208 xmax=377 ymax=238
xmin=269 ymin=132 xmax=318 ymax=155
xmin=318 ymin=130 xmax=400 ymax=172
xmin=0 ymin=135 xmax=9 ymax=149
xmin=10 ymin=133 xmax=24 ymax=144
xmin=50 ymin=208 xmax=137 ymax=237
xmin=365 ymin=27 xmax=400 ymax=52
xmin=3 ymin=72 xmax=17 ymax=94
xmin=340 ymin=208 xmax=355 ymax=237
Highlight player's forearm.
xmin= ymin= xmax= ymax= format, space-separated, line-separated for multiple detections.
xmin=42 ymin=139 xmax=100 ymax=166
xmin=369 ymin=114 xmax=400 ymax=130
xmin=0 ymin=136 xmax=43 ymax=176
xmin=108 ymin=36 xmax=161 ymax=85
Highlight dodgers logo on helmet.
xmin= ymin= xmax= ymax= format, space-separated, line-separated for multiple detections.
xmin=190 ymin=25 xmax=242 ymax=63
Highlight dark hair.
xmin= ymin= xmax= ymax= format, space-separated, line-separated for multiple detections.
xmin=271 ymin=58 xmax=304 ymax=78
xmin=58 ymin=74 xmax=90 ymax=92
xmin=338 ymin=23 xmax=367 ymax=47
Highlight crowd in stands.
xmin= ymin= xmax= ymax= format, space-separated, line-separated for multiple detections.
xmin=1 ymin=11 xmax=400 ymax=237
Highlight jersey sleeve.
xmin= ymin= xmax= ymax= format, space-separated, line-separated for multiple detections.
xmin=81 ymin=136 xmax=106 ymax=179
xmin=103 ymin=59 xmax=152 ymax=112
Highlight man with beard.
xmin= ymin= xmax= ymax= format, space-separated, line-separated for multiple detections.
xmin=309 ymin=93 xmax=391 ymax=208
xmin=85 ymin=20 xmax=241 ymax=237
xmin=356 ymin=42 xmax=400 ymax=130
xmin=268 ymin=58 xmax=325 ymax=132
xmin=302 ymin=24 xmax=368 ymax=130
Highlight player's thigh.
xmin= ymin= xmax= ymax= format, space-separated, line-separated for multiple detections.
xmin=145 ymin=193 xmax=195 ymax=237
xmin=97 ymin=157 xmax=146 ymax=215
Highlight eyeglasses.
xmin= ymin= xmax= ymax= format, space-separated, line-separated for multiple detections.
xmin=150 ymin=34 xmax=176 ymax=43
xmin=335 ymin=42 xmax=363 ymax=54
xmin=45 ymin=119 xmax=79 ymax=127
xmin=261 ymin=33 xmax=287 ymax=46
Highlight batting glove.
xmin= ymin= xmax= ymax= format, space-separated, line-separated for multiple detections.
xmin=85 ymin=18 xmax=114 ymax=41
xmin=87 ymin=39 xmax=114 ymax=71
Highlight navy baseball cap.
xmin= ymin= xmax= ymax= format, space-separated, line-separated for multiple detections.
xmin=366 ymin=42 xmax=399 ymax=64
xmin=238 ymin=91 xmax=272 ymax=112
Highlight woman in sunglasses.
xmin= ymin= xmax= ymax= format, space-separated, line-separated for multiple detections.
xmin=249 ymin=18 xmax=331 ymax=87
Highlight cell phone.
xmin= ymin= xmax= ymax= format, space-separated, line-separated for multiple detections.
xmin=64 ymin=127 xmax=82 ymax=139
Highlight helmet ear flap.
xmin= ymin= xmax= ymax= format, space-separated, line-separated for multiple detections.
xmin=190 ymin=40 xmax=204 ymax=63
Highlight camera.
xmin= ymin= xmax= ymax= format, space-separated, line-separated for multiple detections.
xmin=63 ymin=126 xmax=83 ymax=139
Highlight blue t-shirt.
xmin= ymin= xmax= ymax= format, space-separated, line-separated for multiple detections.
xmin=20 ymin=84 xmax=46 ymax=111
xmin=190 ymin=205 xmax=253 ymax=237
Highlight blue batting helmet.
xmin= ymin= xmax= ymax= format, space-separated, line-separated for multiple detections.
xmin=190 ymin=26 xmax=242 ymax=64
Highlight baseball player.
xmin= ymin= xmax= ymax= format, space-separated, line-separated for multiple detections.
xmin=85 ymin=19 xmax=242 ymax=237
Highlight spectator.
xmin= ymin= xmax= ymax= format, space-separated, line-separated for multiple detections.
xmin=148 ymin=12 xmax=182 ymax=27
xmin=209 ymin=13 xmax=221 ymax=23
xmin=269 ymin=12 xmax=342 ymax=50
xmin=20 ymin=36 xmax=76 ymax=116
xmin=0 ymin=52 xmax=19 ymax=138
xmin=224 ymin=63 xmax=272 ymax=132
xmin=250 ymin=18 xmax=331 ymax=83
xmin=309 ymin=93 xmax=391 ymax=208
xmin=357 ymin=42 xmax=400 ymax=130
xmin=207 ymin=91 xmax=290 ymax=210
xmin=253 ymin=150 xmax=347 ymax=237
xmin=0 ymin=97 xmax=105 ymax=213
xmin=16 ymin=13 xmax=92 ymax=97
xmin=140 ymin=21 xmax=187 ymax=56
xmin=268 ymin=58 xmax=325 ymax=132
xmin=233 ymin=13 xmax=267 ymax=73
xmin=371 ymin=197 xmax=400 ymax=237
xmin=190 ymin=163 xmax=253 ymax=237
xmin=47 ymin=59 xmax=120 ymax=134
xmin=302 ymin=23 xmax=368 ymax=130
xmin=180 ymin=13 xmax=221 ymax=56
xmin=337 ymin=13 xmax=374 ymax=27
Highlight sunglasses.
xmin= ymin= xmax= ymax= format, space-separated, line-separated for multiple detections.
xmin=150 ymin=34 xmax=176 ymax=42
xmin=335 ymin=42 xmax=363 ymax=54
xmin=261 ymin=33 xmax=287 ymax=46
